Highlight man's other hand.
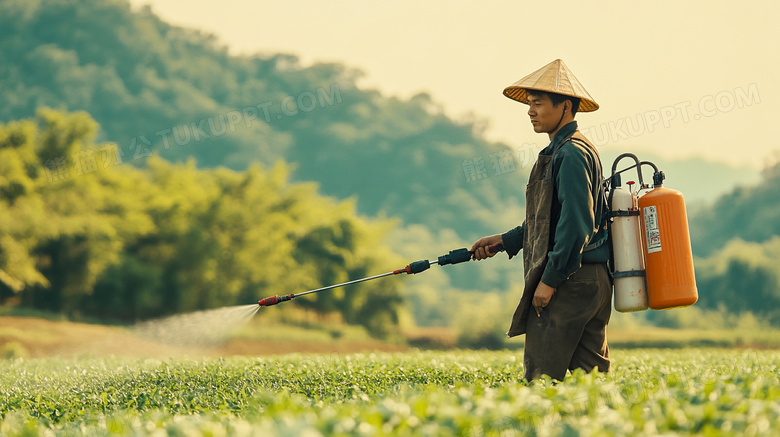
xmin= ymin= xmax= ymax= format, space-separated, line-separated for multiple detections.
xmin=533 ymin=281 xmax=556 ymax=316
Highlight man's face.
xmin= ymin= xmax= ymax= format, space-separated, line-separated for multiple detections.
xmin=526 ymin=93 xmax=565 ymax=134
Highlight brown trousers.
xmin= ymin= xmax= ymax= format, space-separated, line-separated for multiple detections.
xmin=523 ymin=262 xmax=613 ymax=381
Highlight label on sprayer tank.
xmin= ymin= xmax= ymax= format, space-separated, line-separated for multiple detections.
xmin=643 ymin=206 xmax=662 ymax=253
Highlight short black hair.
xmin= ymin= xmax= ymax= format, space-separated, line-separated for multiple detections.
xmin=526 ymin=90 xmax=580 ymax=115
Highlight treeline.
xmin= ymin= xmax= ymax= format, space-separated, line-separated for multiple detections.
xmin=690 ymin=162 xmax=780 ymax=257
xmin=693 ymin=237 xmax=780 ymax=325
xmin=0 ymin=109 xmax=405 ymax=338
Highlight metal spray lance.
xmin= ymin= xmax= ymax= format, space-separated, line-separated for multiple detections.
xmin=257 ymin=245 xmax=504 ymax=306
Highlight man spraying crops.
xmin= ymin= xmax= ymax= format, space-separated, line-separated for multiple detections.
xmin=471 ymin=59 xmax=611 ymax=381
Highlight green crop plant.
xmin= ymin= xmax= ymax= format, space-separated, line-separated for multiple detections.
xmin=0 ymin=349 xmax=778 ymax=436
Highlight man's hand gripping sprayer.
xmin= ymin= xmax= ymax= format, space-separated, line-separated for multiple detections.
xmin=257 ymin=245 xmax=504 ymax=307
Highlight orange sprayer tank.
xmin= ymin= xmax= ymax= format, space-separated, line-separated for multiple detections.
xmin=638 ymin=182 xmax=698 ymax=309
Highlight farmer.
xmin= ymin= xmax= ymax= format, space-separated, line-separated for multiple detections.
xmin=471 ymin=59 xmax=611 ymax=381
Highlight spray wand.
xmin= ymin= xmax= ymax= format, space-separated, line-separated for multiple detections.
xmin=258 ymin=244 xmax=504 ymax=306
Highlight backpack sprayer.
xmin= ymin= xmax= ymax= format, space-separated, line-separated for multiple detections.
xmin=607 ymin=154 xmax=698 ymax=312
xmin=257 ymin=245 xmax=505 ymax=306
xmin=258 ymin=154 xmax=698 ymax=312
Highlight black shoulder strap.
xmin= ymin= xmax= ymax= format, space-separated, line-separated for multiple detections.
xmin=570 ymin=136 xmax=599 ymax=157
xmin=568 ymin=134 xmax=609 ymax=253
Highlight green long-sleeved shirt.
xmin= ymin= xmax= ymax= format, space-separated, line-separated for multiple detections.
xmin=502 ymin=121 xmax=609 ymax=288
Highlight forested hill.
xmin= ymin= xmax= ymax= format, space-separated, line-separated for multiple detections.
xmin=0 ymin=0 xmax=524 ymax=241
xmin=689 ymin=161 xmax=780 ymax=257
xmin=684 ymin=161 xmax=780 ymax=325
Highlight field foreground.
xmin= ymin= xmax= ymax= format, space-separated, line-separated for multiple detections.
xmin=1 ymin=349 xmax=778 ymax=436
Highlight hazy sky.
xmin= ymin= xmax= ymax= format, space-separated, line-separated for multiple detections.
xmin=128 ymin=0 xmax=778 ymax=169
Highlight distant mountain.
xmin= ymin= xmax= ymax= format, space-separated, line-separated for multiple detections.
xmin=0 ymin=0 xmax=524 ymax=244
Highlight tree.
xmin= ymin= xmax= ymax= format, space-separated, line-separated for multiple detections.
xmin=693 ymin=237 xmax=780 ymax=325
xmin=0 ymin=109 xmax=407 ymax=337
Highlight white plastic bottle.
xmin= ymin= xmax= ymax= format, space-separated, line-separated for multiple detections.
xmin=610 ymin=182 xmax=649 ymax=312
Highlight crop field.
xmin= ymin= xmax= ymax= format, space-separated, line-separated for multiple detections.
xmin=1 ymin=349 xmax=778 ymax=436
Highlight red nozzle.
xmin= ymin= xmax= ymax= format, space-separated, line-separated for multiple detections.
xmin=258 ymin=294 xmax=294 ymax=306
xmin=258 ymin=296 xmax=278 ymax=306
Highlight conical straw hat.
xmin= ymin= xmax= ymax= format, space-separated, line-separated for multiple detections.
xmin=503 ymin=59 xmax=599 ymax=112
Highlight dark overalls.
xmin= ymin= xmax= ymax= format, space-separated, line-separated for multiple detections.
xmin=507 ymin=131 xmax=613 ymax=381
